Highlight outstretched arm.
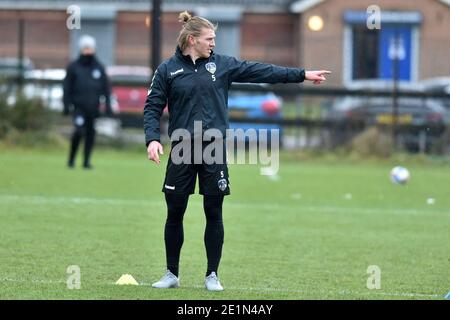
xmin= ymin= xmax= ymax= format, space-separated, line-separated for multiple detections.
xmin=227 ymin=57 xmax=305 ymax=84
xmin=227 ymin=56 xmax=330 ymax=85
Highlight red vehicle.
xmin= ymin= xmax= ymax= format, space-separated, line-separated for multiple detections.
xmin=106 ymin=66 xmax=153 ymax=114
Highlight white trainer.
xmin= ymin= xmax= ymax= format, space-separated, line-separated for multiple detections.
xmin=152 ymin=270 xmax=180 ymax=288
xmin=205 ymin=272 xmax=224 ymax=291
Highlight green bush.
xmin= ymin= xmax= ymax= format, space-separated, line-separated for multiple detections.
xmin=430 ymin=127 xmax=450 ymax=154
xmin=2 ymin=129 xmax=67 ymax=148
xmin=349 ymin=126 xmax=394 ymax=158
xmin=0 ymin=94 xmax=11 ymax=138
xmin=0 ymin=92 xmax=58 ymax=147
xmin=8 ymin=93 xmax=55 ymax=131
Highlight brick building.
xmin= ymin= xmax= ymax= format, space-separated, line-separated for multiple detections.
xmin=0 ymin=0 xmax=298 ymax=69
xmin=293 ymin=0 xmax=450 ymax=86
xmin=0 ymin=0 xmax=449 ymax=86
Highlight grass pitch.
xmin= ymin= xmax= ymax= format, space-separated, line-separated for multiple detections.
xmin=0 ymin=147 xmax=449 ymax=299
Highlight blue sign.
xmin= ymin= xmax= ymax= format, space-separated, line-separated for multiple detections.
xmin=379 ymin=26 xmax=412 ymax=81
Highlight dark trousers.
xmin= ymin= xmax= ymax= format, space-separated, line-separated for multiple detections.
xmin=68 ymin=114 xmax=96 ymax=167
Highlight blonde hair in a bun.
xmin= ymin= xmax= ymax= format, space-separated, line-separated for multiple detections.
xmin=177 ymin=11 xmax=217 ymax=51
xmin=178 ymin=10 xmax=192 ymax=23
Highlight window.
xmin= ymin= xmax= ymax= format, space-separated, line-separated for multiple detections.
xmin=352 ymin=25 xmax=379 ymax=80
xmin=343 ymin=11 xmax=421 ymax=84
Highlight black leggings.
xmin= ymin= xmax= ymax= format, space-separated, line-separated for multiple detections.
xmin=164 ymin=193 xmax=224 ymax=277
xmin=69 ymin=116 xmax=96 ymax=166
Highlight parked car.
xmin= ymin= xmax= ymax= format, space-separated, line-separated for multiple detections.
xmin=327 ymin=96 xmax=448 ymax=126
xmin=18 ymin=65 xmax=153 ymax=115
xmin=22 ymin=68 xmax=65 ymax=111
xmin=106 ymin=65 xmax=151 ymax=114
xmin=420 ymin=77 xmax=450 ymax=109
xmin=227 ymin=83 xmax=283 ymax=145
xmin=0 ymin=57 xmax=35 ymax=98
xmin=22 ymin=68 xmax=118 ymax=114
xmin=0 ymin=57 xmax=34 ymax=78
xmin=325 ymin=81 xmax=450 ymax=151
xmin=23 ymin=67 xmax=128 ymax=137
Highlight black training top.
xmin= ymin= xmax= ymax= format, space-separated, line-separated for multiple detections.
xmin=144 ymin=46 xmax=305 ymax=146
xmin=63 ymin=55 xmax=112 ymax=117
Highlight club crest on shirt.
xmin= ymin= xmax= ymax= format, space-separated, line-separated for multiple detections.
xmin=92 ymin=69 xmax=101 ymax=79
xmin=218 ymin=178 xmax=227 ymax=191
xmin=205 ymin=62 xmax=216 ymax=74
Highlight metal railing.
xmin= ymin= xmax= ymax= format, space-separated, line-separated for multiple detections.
xmin=2 ymin=75 xmax=449 ymax=153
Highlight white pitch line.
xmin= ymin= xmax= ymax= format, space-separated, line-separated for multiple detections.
xmin=159 ymin=284 xmax=442 ymax=298
xmin=0 ymin=194 xmax=446 ymax=216
xmin=0 ymin=277 xmax=441 ymax=298
xmin=0 ymin=195 xmax=164 ymax=207
xmin=0 ymin=277 xmax=65 ymax=284
xmin=123 ymin=282 xmax=442 ymax=298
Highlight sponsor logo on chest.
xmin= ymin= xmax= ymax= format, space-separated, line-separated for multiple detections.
xmin=170 ymin=68 xmax=184 ymax=76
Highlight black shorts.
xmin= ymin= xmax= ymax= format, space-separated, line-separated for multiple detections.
xmin=162 ymin=140 xmax=230 ymax=196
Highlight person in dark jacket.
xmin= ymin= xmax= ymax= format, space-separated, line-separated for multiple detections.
xmin=63 ymin=35 xmax=112 ymax=169
xmin=145 ymin=11 xmax=331 ymax=291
